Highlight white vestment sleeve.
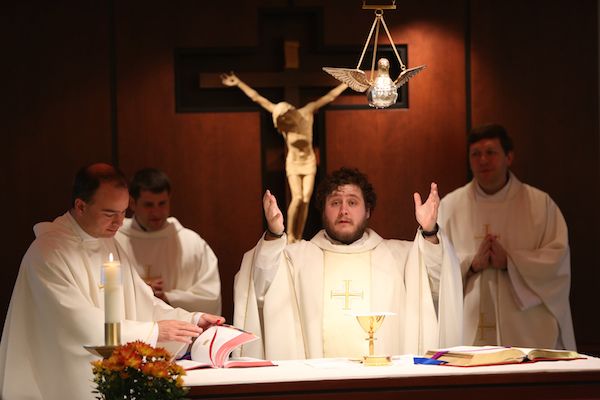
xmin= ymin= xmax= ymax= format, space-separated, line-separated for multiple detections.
xmin=234 ymin=235 xmax=306 ymax=360
xmin=505 ymin=198 xmax=574 ymax=349
xmin=506 ymin=258 xmax=542 ymax=310
xmin=404 ymin=230 xmax=463 ymax=354
xmin=124 ymin=258 xmax=198 ymax=355
xmin=164 ymin=239 xmax=222 ymax=314
xmin=233 ymin=249 xmax=266 ymax=359
xmin=417 ymin=232 xmax=443 ymax=307
xmin=252 ymin=233 xmax=288 ymax=303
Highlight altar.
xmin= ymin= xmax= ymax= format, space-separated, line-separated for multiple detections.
xmin=184 ymin=355 xmax=600 ymax=399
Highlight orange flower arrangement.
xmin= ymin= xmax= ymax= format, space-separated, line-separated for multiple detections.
xmin=91 ymin=341 xmax=188 ymax=400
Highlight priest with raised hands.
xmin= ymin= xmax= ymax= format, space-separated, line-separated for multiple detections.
xmin=438 ymin=124 xmax=576 ymax=350
xmin=0 ymin=163 xmax=224 ymax=400
xmin=234 ymin=167 xmax=463 ymax=361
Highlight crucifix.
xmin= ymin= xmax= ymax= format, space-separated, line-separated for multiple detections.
xmin=174 ymin=6 xmax=409 ymax=239
xmin=193 ymin=8 xmax=352 ymax=241
xmin=331 ymin=280 xmax=364 ymax=311
xmin=199 ymin=36 xmax=345 ymax=242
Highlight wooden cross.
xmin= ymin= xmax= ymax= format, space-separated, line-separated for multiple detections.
xmin=196 ymin=36 xmax=340 ymax=240
xmin=199 ymin=40 xmax=339 ymax=108
xmin=195 ymin=8 xmax=345 ymax=107
xmin=330 ymin=280 xmax=364 ymax=311
xmin=175 ymin=7 xmax=409 ymax=239
xmin=476 ymin=311 xmax=497 ymax=340
xmin=175 ymin=6 xmax=409 ymax=112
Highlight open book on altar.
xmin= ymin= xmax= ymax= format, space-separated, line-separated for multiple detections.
xmin=423 ymin=346 xmax=584 ymax=367
xmin=177 ymin=324 xmax=274 ymax=369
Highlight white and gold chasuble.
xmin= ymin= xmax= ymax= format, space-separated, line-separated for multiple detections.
xmin=470 ymin=185 xmax=509 ymax=346
xmin=234 ymin=228 xmax=464 ymax=360
xmin=470 ymin=184 xmax=557 ymax=347
xmin=439 ymin=173 xmax=574 ymax=349
xmin=322 ymin=251 xmax=371 ymax=358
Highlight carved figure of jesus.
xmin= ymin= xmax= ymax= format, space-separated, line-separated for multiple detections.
xmin=221 ymin=72 xmax=347 ymax=242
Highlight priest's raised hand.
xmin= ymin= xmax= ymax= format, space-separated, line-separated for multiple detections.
xmin=263 ymin=190 xmax=285 ymax=240
xmin=413 ymin=182 xmax=440 ymax=244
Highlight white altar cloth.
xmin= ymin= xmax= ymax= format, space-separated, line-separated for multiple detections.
xmin=183 ymin=355 xmax=600 ymax=387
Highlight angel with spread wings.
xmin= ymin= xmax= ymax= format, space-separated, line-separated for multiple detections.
xmin=323 ymin=58 xmax=425 ymax=108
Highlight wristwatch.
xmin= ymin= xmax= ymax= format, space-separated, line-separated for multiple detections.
xmin=420 ymin=223 xmax=439 ymax=238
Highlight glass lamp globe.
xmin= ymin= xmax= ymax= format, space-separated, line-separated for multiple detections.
xmin=366 ymin=58 xmax=398 ymax=108
xmin=367 ymin=78 xmax=398 ymax=108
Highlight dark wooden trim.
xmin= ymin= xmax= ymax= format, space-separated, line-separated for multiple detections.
xmin=464 ymin=0 xmax=472 ymax=182
xmin=108 ymin=0 xmax=118 ymax=166
xmin=186 ymin=370 xmax=600 ymax=399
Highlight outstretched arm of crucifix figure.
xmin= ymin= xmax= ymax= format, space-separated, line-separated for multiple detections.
xmin=220 ymin=72 xmax=276 ymax=113
xmin=302 ymin=83 xmax=348 ymax=113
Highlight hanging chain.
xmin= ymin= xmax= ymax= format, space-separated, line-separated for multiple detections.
xmin=356 ymin=9 xmax=406 ymax=78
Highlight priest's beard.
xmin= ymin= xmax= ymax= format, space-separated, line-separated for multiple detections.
xmin=323 ymin=217 xmax=369 ymax=245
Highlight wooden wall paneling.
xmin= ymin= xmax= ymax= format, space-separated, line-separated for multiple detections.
xmin=3 ymin=0 xmax=599 ymax=352
xmin=1 ymin=3 xmax=112 ymax=331
xmin=470 ymin=0 xmax=600 ymax=352
xmin=118 ymin=112 xmax=264 ymax=325
xmin=168 ymin=115 xmax=263 ymax=322
xmin=115 ymin=1 xmax=264 ymax=321
xmin=325 ymin=0 xmax=468 ymax=241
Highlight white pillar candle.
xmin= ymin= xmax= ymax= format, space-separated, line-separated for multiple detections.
xmin=103 ymin=253 xmax=122 ymax=324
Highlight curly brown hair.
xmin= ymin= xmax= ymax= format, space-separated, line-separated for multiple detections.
xmin=315 ymin=167 xmax=376 ymax=212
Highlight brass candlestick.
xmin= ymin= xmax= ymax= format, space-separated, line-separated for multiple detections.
xmin=84 ymin=254 xmax=123 ymax=358
xmin=105 ymin=322 xmax=121 ymax=346
xmin=355 ymin=312 xmax=394 ymax=366
xmin=84 ymin=322 xmax=121 ymax=358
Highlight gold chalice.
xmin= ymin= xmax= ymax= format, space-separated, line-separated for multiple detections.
xmin=354 ymin=312 xmax=395 ymax=366
xmin=143 ymin=264 xmax=162 ymax=285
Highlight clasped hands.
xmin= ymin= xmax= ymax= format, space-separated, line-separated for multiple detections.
xmin=146 ymin=276 xmax=168 ymax=304
xmin=471 ymin=234 xmax=508 ymax=273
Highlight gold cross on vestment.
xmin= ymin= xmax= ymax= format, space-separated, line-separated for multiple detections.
xmin=475 ymin=224 xmax=500 ymax=240
xmin=476 ymin=311 xmax=496 ymax=340
xmin=330 ymin=280 xmax=364 ymax=310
